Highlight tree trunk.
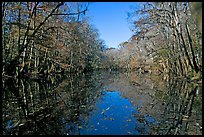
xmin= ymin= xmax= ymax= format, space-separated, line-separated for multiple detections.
xmin=185 ymin=23 xmax=199 ymax=73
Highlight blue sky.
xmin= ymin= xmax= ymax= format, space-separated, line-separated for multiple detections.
xmin=86 ymin=2 xmax=142 ymax=48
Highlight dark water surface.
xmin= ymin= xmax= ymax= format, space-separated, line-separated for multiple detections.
xmin=2 ymin=71 xmax=202 ymax=135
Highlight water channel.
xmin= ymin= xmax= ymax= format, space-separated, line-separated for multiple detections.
xmin=2 ymin=71 xmax=202 ymax=135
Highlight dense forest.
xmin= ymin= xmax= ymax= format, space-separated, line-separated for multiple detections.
xmin=2 ymin=2 xmax=202 ymax=80
xmin=2 ymin=2 xmax=106 ymax=78
xmin=2 ymin=2 xmax=202 ymax=135
xmin=104 ymin=2 xmax=202 ymax=80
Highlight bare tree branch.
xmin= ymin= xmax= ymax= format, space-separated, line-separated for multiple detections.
xmin=52 ymin=7 xmax=88 ymax=16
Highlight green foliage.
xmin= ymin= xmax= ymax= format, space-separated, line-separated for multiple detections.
xmin=190 ymin=2 xmax=202 ymax=33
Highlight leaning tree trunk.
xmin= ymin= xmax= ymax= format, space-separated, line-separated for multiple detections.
xmin=185 ymin=22 xmax=200 ymax=73
xmin=173 ymin=4 xmax=194 ymax=73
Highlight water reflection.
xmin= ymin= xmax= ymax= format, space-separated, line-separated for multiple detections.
xmin=3 ymin=73 xmax=104 ymax=135
xmin=2 ymin=71 xmax=202 ymax=135
xmin=152 ymin=77 xmax=202 ymax=135
xmin=80 ymin=91 xmax=152 ymax=135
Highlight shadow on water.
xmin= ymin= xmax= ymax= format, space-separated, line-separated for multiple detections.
xmin=2 ymin=71 xmax=202 ymax=135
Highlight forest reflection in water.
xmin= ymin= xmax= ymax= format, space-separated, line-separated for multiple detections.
xmin=2 ymin=71 xmax=202 ymax=135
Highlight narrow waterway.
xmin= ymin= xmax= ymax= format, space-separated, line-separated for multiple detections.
xmin=2 ymin=71 xmax=202 ymax=135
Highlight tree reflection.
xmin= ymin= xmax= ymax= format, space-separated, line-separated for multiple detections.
xmin=2 ymin=71 xmax=202 ymax=135
xmin=152 ymin=77 xmax=202 ymax=135
xmin=2 ymin=72 xmax=104 ymax=135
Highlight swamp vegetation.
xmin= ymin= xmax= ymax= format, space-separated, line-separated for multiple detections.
xmin=2 ymin=2 xmax=202 ymax=135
